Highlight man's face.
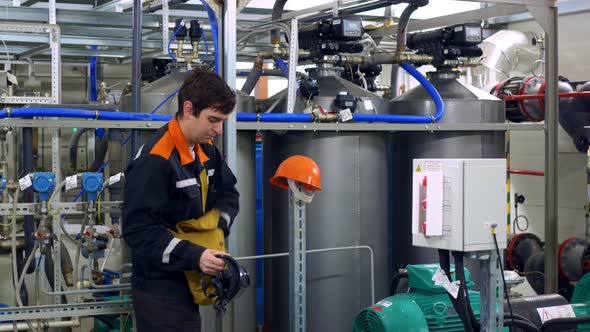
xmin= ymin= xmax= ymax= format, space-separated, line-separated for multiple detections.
xmin=183 ymin=103 xmax=229 ymax=144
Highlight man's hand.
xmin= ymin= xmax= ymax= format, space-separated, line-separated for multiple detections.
xmin=199 ymin=249 xmax=227 ymax=275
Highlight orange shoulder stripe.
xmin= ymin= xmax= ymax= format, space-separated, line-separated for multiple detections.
xmin=150 ymin=131 xmax=175 ymax=160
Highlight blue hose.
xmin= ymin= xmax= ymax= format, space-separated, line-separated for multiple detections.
xmin=237 ymin=62 xmax=444 ymax=124
xmin=237 ymin=113 xmax=312 ymax=122
xmin=255 ymin=141 xmax=264 ymax=326
xmin=89 ymin=53 xmax=97 ymax=102
xmin=89 ymin=47 xmax=105 ymax=139
xmin=150 ymin=89 xmax=179 ymax=114
xmin=201 ymin=27 xmax=208 ymax=62
xmin=399 ymin=62 xmax=444 ymax=122
xmin=168 ymin=23 xmax=185 ymax=62
xmin=0 ymin=108 xmax=172 ymax=121
xmin=275 ymin=58 xmax=289 ymax=76
xmin=200 ymin=0 xmax=219 ymax=74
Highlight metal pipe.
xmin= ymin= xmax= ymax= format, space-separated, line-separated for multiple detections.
xmin=241 ymin=56 xmax=264 ymax=95
xmin=69 ymin=127 xmax=90 ymax=170
xmin=477 ymin=30 xmax=541 ymax=89
xmin=502 ymin=91 xmax=590 ymax=101
xmin=83 ymin=255 xmax=131 ymax=288
xmin=143 ymin=0 xmax=188 ymax=13
xmin=60 ymin=242 xmax=74 ymax=286
xmin=0 ymin=238 xmax=24 ymax=251
xmin=0 ymin=319 xmax=80 ymax=331
xmin=265 ymin=90 xmax=287 ymax=113
xmin=12 ymin=186 xmax=29 ymax=306
xmin=327 ymin=53 xmax=433 ymax=66
xmin=40 ymin=256 xmax=131 ymax=296
xmin=544 ymin=5 xmax=559 ymax=294
xmin=22 ymin=104 xmax=118 ymax=111
xmin=235 ymin=245 xmax=375 ymax=304
xmin=397 ymin=4 xmax=419 ymax=52
xmin=271 ymin=0 xmax=288 ymax=45
xmin=237 ymin=69 xmax=286 ymax=77
xmin=394 ymin=0 xmax=429 ymax=52
xmin=16 ymin=245 xmax=38 ymax=306
xmin=21 ymin=128 xmax=35 ymax=274
xmin=508 ymin=169 xmax=544 ymax=177
xmin=131 ymin=0 xmax=142 ymax=104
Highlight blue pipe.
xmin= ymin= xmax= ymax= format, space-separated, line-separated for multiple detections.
xmin=275 ymin=58 xmax=289 ymax=76
xmin=150 ymin=89 xmax=179 ymax=114
xmin=237 ymin=113 xmax=313 ymax=122
xmin=399 ymin=62 xmax=444 ymax=122
xmin=89 ymin=53 xmax=97 ymax=102
xmin=168 ymin=23 xmax=184 ymax=62
xmin=5 ymin=62 xmax=442 ymax=124
xmin=255 ymin=140 xmax=264 ymax=327
xmin=200 ymin=0 xmax=219 ymax=74
xmin=0 ymin=108 xmax=171 ymax=121
xmin=89 ymin=48 xmax=106 ymax=139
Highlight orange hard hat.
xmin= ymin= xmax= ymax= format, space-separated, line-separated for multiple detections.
xmin=270 ymin=155 xmax=321 ymax=191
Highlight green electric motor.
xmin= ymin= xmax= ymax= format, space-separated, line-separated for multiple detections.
xmin=353 ymin=264 xmax=479 ymax=332
xmin=355 ymin=264 xmax=590 ymax=332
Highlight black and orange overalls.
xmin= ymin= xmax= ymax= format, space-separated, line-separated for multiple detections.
xmin=123 ymin=117 xmax=239 ymax=332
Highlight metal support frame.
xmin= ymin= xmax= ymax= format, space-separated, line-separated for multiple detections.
xmin=221 ymin=1 xmax=238 ymax=330
xmin=539 ymin=4 xmax=559 ymax=294
xmin=0 ymin=118 xmax=545 ymax=131
xmin=162 ymin=0 xmax=170 ymax=56
xmin=47 ymin=0 xmax=64 ymax=308
xmin=0 ymin=22 xmax=60 ymax=104
xmin=288 ymin=189 xmax=306 ymax=332
xmin=478 ymin=250 xmax=503 ymax=332
xmin=0 ymin=301 xmax=133 ymax=321
xmin=223 ymin=0 xmax=237 ymax=173
xmin=0 ymin=202 xmax=122 ymax=216
xmin=286 ymin=18 xmax=298 ymax=115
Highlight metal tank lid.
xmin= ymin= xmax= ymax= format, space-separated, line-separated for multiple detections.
xmin=394 ymin=71 xmax=499 ymax=101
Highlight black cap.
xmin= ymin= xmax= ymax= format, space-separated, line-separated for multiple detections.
xmin=174 ymin=19 xmax=187 ymax=40
xmin=189 ymin=20 xmax=202 ymax=42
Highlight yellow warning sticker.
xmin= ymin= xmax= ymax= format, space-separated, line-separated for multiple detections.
xmin=416 ymin=165 xmax=421 ymax=172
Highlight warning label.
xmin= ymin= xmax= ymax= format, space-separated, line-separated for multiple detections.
xmin=536 ymin=305 xmax=576 ymax=323
xmin=432 ymin=268 xmax=460 ymax=299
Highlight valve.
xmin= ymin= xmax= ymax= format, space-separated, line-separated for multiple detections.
xmin=189 ymin=20 xmax=202 ymax=43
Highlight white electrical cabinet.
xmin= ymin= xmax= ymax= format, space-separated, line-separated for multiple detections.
xmin=412 ymin=159 xmax=507 ymax=251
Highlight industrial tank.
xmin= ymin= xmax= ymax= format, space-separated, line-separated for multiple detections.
xmin=389 ymin=72 xmax=506 ymax=285
xmin=119 ymin=70 xmax=188 ymax=115
xmin=263 ymin=67 xmax=391 ymax=332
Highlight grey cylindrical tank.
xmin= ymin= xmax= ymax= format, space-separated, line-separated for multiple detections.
xmin=263 ymin=67 xmax=389 ymax=114
xmin=119 ymin=70 xmax=189 ymax=114
xmin=390 ymin=73 xmax=506 ymax=285
xmin=264 ymin=68 xmax=391 ymax=332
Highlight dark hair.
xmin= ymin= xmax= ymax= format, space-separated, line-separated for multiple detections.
xmin=176 ymin=69 xmax=236 ymax=118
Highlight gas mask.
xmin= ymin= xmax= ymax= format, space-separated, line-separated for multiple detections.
xmin=200 ymin=255 xmax=250 ymax=314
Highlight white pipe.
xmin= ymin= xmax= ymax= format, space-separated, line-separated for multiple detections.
xmin=0 ymin=319 xmax=80 ymax=331
xmin=469 ymin=30 xmax=540 ymax=90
